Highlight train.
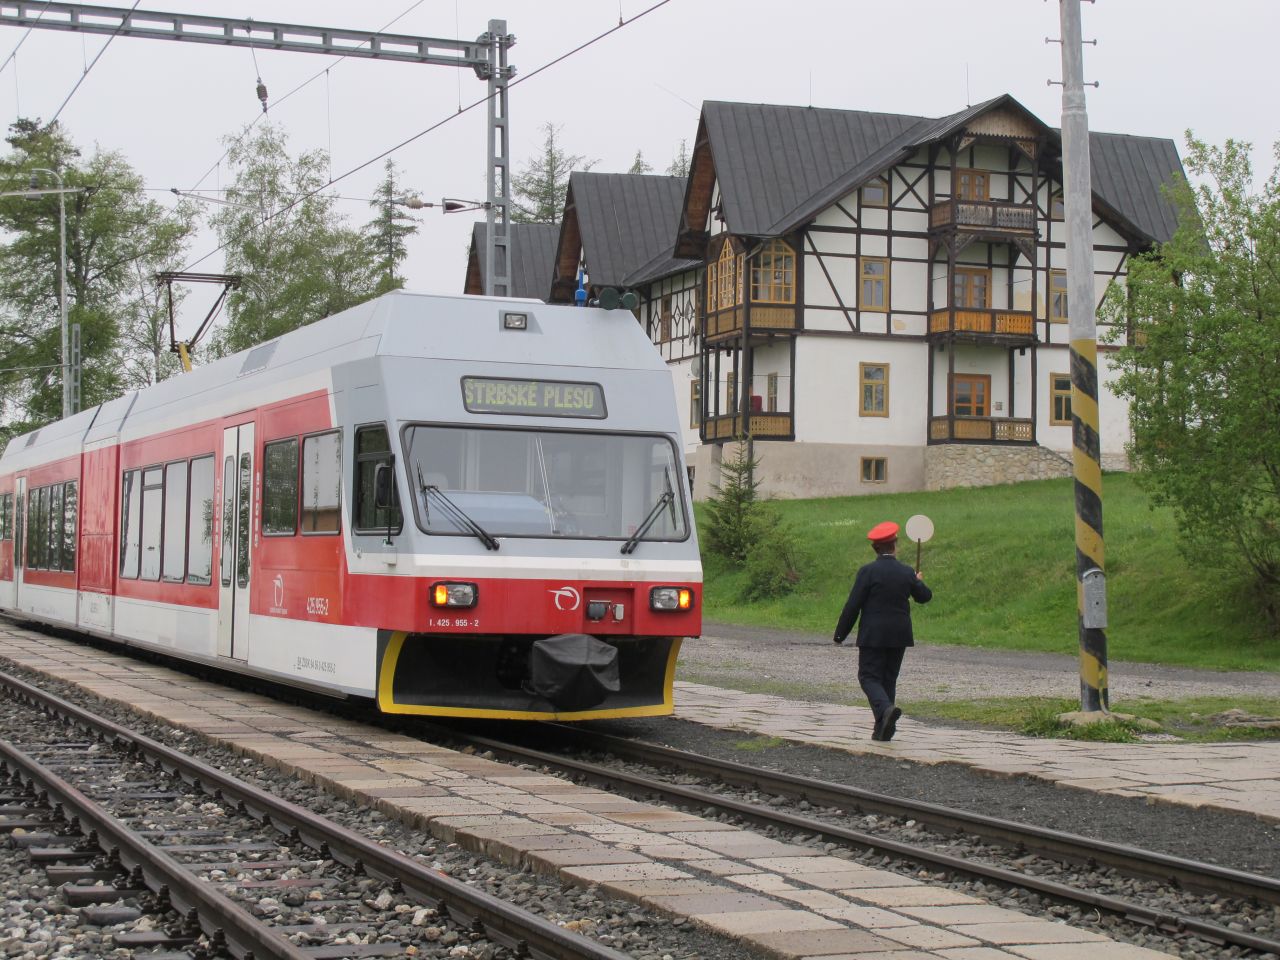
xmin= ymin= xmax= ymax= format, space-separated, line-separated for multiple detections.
xmin=0 ymin=291 xmax=701 ymax=720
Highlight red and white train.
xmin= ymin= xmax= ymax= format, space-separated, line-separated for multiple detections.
xmin=0 ymin=291 xmax=701 ymax=719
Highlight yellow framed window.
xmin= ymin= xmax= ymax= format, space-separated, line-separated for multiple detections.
xmin=690 ymin=380 xmax=701 ymax=429
xmin=750 ymin=239 xmax=795 ymax=303
xmin=1050 ymin=269 xmax=1068 ymax=322
xmin=1051 ymin=373 xmax=1072 ymax=425
xmin=716 ymin=241 xmax=741 ymax=310
xmin=861 ymin=177 xmax=889 ymax=207
xmin=953 ymin=374 xmax=990 ymax=417
xmin=859 ymin=362 xmax=888 ymax=417
xmin=659 ymin=296 xmax=671 ymax=341
xmin=705 ymin=260 xmax=717 ymax=311
xmin=955 ymin=168 xmax=989 ymax=201
xmin=860 ymin=257 xmax=889 ymax=311
xmin=766 ymin=372 xmax=778 ymax=412
xmin=1050 ymin=190 xmax=1066 ymax=221
xmin=861 ymin=457 xmax=887 ymax=483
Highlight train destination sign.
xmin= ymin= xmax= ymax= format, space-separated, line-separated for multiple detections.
xmin=461 ymin=377 xmax=607 ymax=418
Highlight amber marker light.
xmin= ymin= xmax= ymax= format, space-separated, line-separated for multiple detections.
xmin=430 ymin=582 xmax=478 ymax=608
xmin=650 ymin=586 xmax=694 ymax=611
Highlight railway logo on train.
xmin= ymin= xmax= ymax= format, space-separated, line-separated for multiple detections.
xmin=0 ymin=291 xmax=702 ymax=720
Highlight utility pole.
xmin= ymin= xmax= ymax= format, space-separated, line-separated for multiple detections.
xmin=1057 ymin=0 xmax=1109 ymax=713
xmin=0 ymin=3 xmax=515 ymax=297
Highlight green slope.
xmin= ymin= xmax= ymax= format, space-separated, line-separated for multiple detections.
xmin=699 ymin=473 xmax=1279 ymax=671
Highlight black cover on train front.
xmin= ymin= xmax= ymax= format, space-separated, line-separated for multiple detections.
xmin=528 ymin=633 xmax=620 ymax=710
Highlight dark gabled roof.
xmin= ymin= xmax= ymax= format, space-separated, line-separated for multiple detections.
xmin=701 ymin=101 xmax=926 ymax=236
xmin=1087 ymin=131 xmax=1184 ymax=246
xmin=691 ymin=97 xmax=1183 ymax=247
xmin=624 ymin=245 xmax=700 ymax=288
xmin=565 ymin=172 xmax=692 ymax=287
xmin=465 ymin=222 xmax=560 ymax=300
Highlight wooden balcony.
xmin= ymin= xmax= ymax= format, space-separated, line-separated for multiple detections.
xmin=929 ymin=308 xmax=1035 ymax=341
xmin=930 ymin=200 xmax=1036 ymax=235
xmin=703 ymin=304 xmax=799 ymax=342
xmin=929 ymin=416 xmax=1034 ymax=444
xmin=702 ymin=412 xmax=794 ymax=442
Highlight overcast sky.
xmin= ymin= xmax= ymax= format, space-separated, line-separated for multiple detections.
xmin=2 ymin=0 xmax=1276 ymax=341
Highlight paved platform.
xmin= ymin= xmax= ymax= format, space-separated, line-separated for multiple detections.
xmin=674 ymin=681 xmax=1280 ymax=823
xmin=0 ymin=623 xmax=1180 ymax=960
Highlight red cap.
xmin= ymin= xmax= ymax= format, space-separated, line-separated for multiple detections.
xmin=867 ymin=521 xmax=899 ymax=543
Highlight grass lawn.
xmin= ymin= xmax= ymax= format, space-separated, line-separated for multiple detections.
xmin=902 ymin=696 xmax=1280 ymax=743
xmin=699 ymin=473 xmax=1280 ymax=672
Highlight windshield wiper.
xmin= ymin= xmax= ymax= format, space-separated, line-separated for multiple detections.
xmin=416 ymin=470 xmax=499 ymax=551
xmin=621 ymin=490 xmax=675 ymax=555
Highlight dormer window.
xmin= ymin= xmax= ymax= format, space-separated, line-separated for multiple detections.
xmin=861 ymin=177 xmax=889 ymax=207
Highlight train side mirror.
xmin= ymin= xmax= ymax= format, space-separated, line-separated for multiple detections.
xmin=374 ymin=460 xmax=396 ymax=510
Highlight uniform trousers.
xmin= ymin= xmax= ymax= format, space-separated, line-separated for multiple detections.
xmin=857 ymin=646 xmax=906 ymax=723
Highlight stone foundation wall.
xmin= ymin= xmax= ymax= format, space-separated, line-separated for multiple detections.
xmin=924 ymin=443 xmax=1074 ymax=491
xmin=689 ymin=441 xmax=1130 ymax=500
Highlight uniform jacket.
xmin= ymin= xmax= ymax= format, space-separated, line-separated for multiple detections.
xmin=834 ymin=554 xmax=933 ymax=647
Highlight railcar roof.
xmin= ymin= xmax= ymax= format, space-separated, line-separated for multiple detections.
xmin=2 ymin=291 xmax=664 ymax=469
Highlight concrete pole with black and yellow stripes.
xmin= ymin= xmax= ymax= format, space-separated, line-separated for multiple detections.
xmin=1058 ymin=0 xmax=1108 ymax=713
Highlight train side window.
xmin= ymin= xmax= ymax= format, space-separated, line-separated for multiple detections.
xmin=263 ymin=438 xmax=300 ymax=536
xmin=31 ymin=487 xmax=48 ymax=569
xmin=61 ymin=480 xmax=76 ymax=573
xmin=162 ymin=461 xmax=188 ymax=582
xmin=220 ymin=457 xmax=235 ymax=588
xmin=120 ymin=470 xmax=141 ymax=579
xmin=354 ymin=425 xmax=401 ymax=534
xmin=48 ymin=482 xmax=62 ymax=573
xmin=187 ymin=456 xmax=215 ymax=586
xmin=0 ymin=492 xmax=11 ymax=540
xmin=301 ymin=430 xmax=341 ymax=535
xmin=140 ymin=466 xmax=164 ymax=581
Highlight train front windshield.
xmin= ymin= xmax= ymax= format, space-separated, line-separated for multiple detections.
xmin=404 ymin=425 xmax=689 ymax=544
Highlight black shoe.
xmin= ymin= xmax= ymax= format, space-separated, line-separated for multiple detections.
xmin=880 ymin=707 xmax=902 ymax=742
xmin=871 ymin=715 xmax=884 ymax=741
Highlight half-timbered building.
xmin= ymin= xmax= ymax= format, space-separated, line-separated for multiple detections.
xmin=466 ymin=94 xmax=1184 ymax=500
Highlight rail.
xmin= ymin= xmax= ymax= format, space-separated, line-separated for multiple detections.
xmin=416 ymin=722 xmax=1280 ymax=957
xmin=0 ymin=669 xmax=631 ymax=960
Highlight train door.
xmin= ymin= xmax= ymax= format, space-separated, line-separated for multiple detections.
xmin=12 ymin=477 xmax=24 ymax=608
xmin=217 ymin=423 xmax=255 ymax=661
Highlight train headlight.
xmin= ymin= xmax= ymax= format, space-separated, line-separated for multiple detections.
xmin=431 ymin=581 xmax=478 ymax=608
xmin=650 ymin=586 xmax=693 ymax=611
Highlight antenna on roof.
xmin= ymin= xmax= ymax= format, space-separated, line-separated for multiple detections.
xmin=966 ymin=64 xmax=970 ymax=108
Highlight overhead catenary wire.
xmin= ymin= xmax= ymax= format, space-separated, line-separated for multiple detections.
xmin=48 ymin=0 xmax=141 ymax=126
xmin=178 ymin=0 xmax=674 ymax=275
xmin=0 ymin=0 xmax=51 ymax=77
xmin=187 ymin=0 xmax=428 ymax=193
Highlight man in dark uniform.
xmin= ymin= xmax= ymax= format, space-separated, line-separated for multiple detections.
xmin=833 ymin=521 xmax=932 ymax=741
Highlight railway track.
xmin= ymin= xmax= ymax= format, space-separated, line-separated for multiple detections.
xmin=0 ymin=669 xmax=633 ymax=960
xmin=432 ymin=721 xmax=1280 ymax=957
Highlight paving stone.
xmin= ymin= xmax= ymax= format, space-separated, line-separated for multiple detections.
xmin=902 ymin=905 xmax=1037 ymax=925
xmin=749 ymin=927 xmax=904 ymax=957
xmin=1003 ymin=944 xmax=1171 ymax=960
xmin=876 ymin=924 xmax=983 ymax=950
xmin=851 ymin=887 xmax=984 ymax=908
xmin=690 ymin=907 xmax=843 ymax=936
xmin=950 ymin=921 xmax=1110 ymax=945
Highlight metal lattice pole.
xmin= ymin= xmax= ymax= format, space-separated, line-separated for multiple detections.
xmin=483 ymin=19 xmax=512 ymax=297
xmin=1058 ymin=0 xmax=1109 ymax=712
